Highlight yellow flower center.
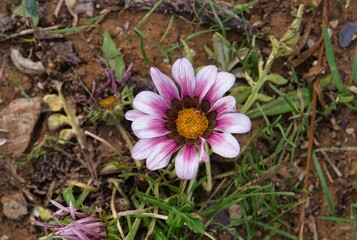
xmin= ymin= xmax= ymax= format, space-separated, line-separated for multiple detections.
xmin=99 ymin=96 xmax=118 ymax=110
xmin=176 ymin=108 xmax=208 ymax=139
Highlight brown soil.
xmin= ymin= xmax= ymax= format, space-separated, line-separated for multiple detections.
xmin=0 ymin=0 xmax=357 ymax=239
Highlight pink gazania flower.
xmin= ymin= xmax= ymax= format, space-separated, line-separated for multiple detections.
xmin=125 ymin=58 xmax=251 ymax=180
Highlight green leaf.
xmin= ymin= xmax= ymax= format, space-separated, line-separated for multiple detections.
xmin=230 ymin=85 xmax=251 ymax=104
xmin=339 ymin=95 xmax=355 ymax=103
xmin=13 ymin=0 xmax=39 ymax=26
xmin=256 ymin=93 xmax=273 ymax=102
xmin=137 ymin=192 xmax=205 ymax=234
xmin=213 ymin=32 xmax=231 ymax=71
xmin=266 ymin=73 xmax=289 ymax=85
xmin=102 ymin=29 xmax=125 ymax=81
xmin=63 ymin=187 xmax=78 ymax=207
xmin=180 ymin=38 xmax=193 ymax=63
xmin=279 ymin=4 xmax=304 ymax=45
xmin=246 ymin=87 xmax=311 ymax=119
xmin=204 ymin=45 xmax=215 ymax=59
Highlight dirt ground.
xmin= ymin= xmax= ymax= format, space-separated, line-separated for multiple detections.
xmin=0 ymin=0 xmax=356 ymax=239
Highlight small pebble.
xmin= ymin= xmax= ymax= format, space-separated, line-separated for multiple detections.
xmin=338 ymin=117 xmax=349 ymax=127
xmin=339 ymin=22 xmax=357 ymax=48
xmin=346 ymin=128 xmax=355 ymax=135
xmin=123 ymin=22 xmax=130 ymax=31
xmin=0 ymin=138 xmax=7 ymax=146
xmin=37 ymin=82 xmax=44 ymax=90
xmin=329 ymin=19 xmax=339 ymax=29
xmin=307 ymin=38 xmax=315 ymax=48
xmin=348 ymin=85 xmax=357 ymax=94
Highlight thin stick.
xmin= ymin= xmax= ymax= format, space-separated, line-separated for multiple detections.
xmin=0 ymin=25 xmax=61 ymax=41
xmin=299 ymin=0 xmax=328 ymax=238
xmin=110 ymin=186 xmax=125 ymax=239
xmin=84 ymin=130 xmax=123 ymax=158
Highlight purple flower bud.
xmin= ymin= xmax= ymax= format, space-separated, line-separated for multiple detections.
xmin=32 ymin=200 xmax=106 ymax=240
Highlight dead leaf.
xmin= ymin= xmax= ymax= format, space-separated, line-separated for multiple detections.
xmin=10 ymin=48 xmax=45 ymax=75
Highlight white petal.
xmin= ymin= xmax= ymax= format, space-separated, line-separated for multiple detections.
xmin=150 ymin=67 xmax=180 ymax=103
xmin=146 ymin=138 xmax=180 ymax=170
xmin=206 ymin=132 xmax=240 ymax=158
xmin=205 ymin=72 xmax=235 ymax=104
xmin=125 ymin=109 xmax=146 ymax=121
xmin=175 ymin=145 xmax=199 ymax=180
xmin=215 ymin=113 xmax=252 ymax=134
xmin=199 ymin=137 xmax=208 ymax=163
xmin=131 ymin=137 xmax=167 ymax=160
xmin=194 ymin=65 xmax=217 ymax=100
xmin=172 ymin=58 xmax=196 ymax=98
xmin=132 ymin=115 xmax=169 ymax=138
xmin=209 ymin=96 xmax=236 ymax=117
xmin=133 ymin=91 xmax=170 ymax=117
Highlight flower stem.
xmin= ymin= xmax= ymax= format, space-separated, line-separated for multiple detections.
xmin=116 ymin=123 xmax=142 ymax=168
xmin=202 ymin=160 xmax=213 ymax=192
xmin=186 ymin=178 xmax=196 ymax=202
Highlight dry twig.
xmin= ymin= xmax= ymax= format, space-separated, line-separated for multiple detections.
xmin=298 ymin=0 xmax=329 ymax=238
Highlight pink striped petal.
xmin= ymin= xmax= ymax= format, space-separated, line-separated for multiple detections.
xmin=209 ymin=96 xmax=236 ymax=117
xmin=206 ymin=132 xmax=240 ymax=158
xmin=146 ymin=138 xmax=180 ymax=170
xmin=199 ymin=137 xmax=208 ymax=163
xmin=131 ymin=136 xmax=167 ymax=160
xmin=132 ymin=115 xmax=169 ymax=138
xmin=133 ymin=91 xmax=170 ymax=117
xmin=175 ymin=145 xmax=199 ymax=179
xmin=125 ymin=109 xmax=147 ymax=121
xmin=150 ymin=67 xmax=180 ymax=103
xmin=194 ymin=65 xmax=217 ymax=100
xmin=215 ymin=113 xmax=252 ymax=134
xmin=205 ymin=72 xmax=236 ymax=104
xmin=172 ymin=58 xmax=196 ymax=98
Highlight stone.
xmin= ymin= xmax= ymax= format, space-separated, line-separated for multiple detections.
xmin=1 ymin=192 xmax=28 ymax=220
xmin=0 ymin=97 xmax=41 ymax=156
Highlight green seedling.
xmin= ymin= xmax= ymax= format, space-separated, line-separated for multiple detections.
xmin=13 ymin=0 xmax=39 ymax=26
xmin=102 ymin=29 xmax=125 ymax=81
xmin=239 ymin=4 xmax=304 ymax=114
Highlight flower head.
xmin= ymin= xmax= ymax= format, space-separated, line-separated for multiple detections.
xmin=32 ymin=200 xmax=106 ymax=240
xmin=125 ymin=58 xmax=251 ymax=179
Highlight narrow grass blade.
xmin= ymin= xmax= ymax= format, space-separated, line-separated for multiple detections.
xmin=45 ymin=25 xmax=97 ymax=34
xmin=323 ymin=26 xmax=346 ymax=93
xmin=250 ymin=221 xmax=298 ymax=240
xmin=352 ymin=48 xmax=357 ymax=84
xmin=134 ymin=28 xmax=151 ymax=66
xmin=134 ymin=28 xmax=169 ymax=64
xmin=312 ymin=151 xmax=336 ymax=215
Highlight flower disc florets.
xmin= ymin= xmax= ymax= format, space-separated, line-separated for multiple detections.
xmin=125 ymin=58 xmax=252 ymax=179
xmin=176 ymin=108 xmax=208 ymax=139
